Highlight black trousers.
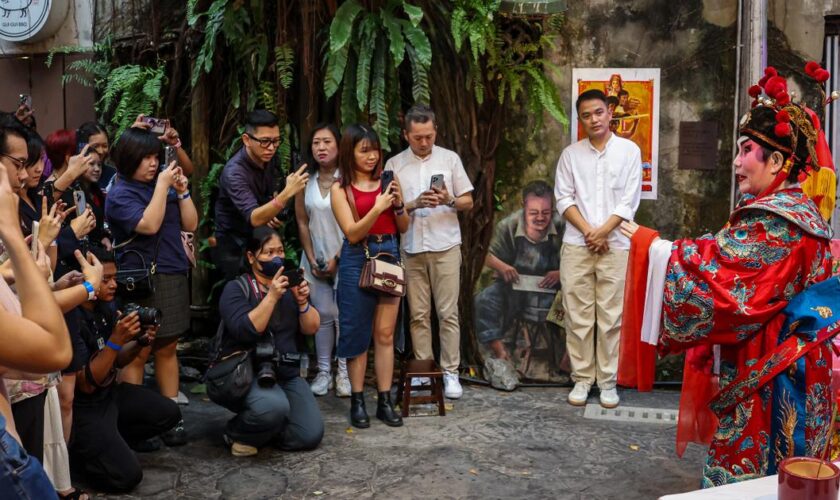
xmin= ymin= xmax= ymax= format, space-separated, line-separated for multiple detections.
xmin=11 ymin=391 xmax=48 ymax=463
xmin=69 ymin=383 xmax=181 ymax=493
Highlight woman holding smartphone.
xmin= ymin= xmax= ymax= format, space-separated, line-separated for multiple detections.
xmin=294 ymin=123 xmax=351 ymax=398
xmin=330 ymin=124 xmax=409 ymax=428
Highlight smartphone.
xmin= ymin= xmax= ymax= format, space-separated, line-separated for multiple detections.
xmin=430 ymin=174 xmax=445 ymax=191
xmin=42 ymin=182 xmax=54 ymax=209
xmin=283 ymin=267 xmax=304 ymax=287
xmin=381 ymin=170 xmax=394 ymax=193
xmin=142 ymin=116 xmax=168 ymax=135
xmin=73 ymin=190 xmax=86 ymax=217
xmin=164 ymin=145 xmax=177 ymax=169
xmin=77 ymin=142 xmax=91 ymax=156
xmin=18 ymin=94 xmax=31 ymax=109
xmin=30 ymin=221 xmax=39 ymax=256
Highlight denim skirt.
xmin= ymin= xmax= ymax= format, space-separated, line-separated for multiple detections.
xmin=336 ymin=236 xmax=401 ymax=359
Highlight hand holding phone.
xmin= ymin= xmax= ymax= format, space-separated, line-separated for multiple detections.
xmin=430 ymin=174 xmax=445 ymax=191
xmin=142 ymin=116 xmax=168 ymax=135
xmin=381 ymin=170 xmax=394 ymax=194
xmin=19 ymin=94 xmax=32 ymax=110
xmin=73 ymin=190 xmax=87 ymax=217
xmin=283 ymin=267 xmax=304 ymax=287
xmin=164 ymin=146 xmax=177 ymax=170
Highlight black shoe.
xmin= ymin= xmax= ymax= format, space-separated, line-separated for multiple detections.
xmin=376 ymin=391 xmax=404 ymax=427
xmin=161 ymin=419 xmax=187 ymax=447
xmin=350 ymin=392 xmax=370 ymax=428
xmin=129 ymin=436 xmax=161 ymax=453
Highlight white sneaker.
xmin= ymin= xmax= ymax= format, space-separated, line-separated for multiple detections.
xmin=599 ymin=388 xmax=620 ymax=409
xmin=175 ymin=391 xmax=189 ymax=405
xmin=411 ymin=376 xmax=431 ymax=388
xmin=309 ymin=371 xmax=333 ymax=396
xmin=443 ymin=372 xmax=463 ymax=399
xmin=335 ymin=371 xmax=351 ymax=398
xmin=567 ymin=382 xmax=591 ymax=406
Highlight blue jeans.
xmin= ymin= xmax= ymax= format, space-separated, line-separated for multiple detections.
xmin=0 ymin=414 xmax=57 ymax=499
xmin=227 ymin=377 xmax=324 ymax=449
xmin=336 ymin=237 xmax=401 ymax=359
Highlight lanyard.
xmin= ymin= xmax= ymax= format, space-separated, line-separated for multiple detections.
xmin=248 ymin=274 xmax=265 ymax=301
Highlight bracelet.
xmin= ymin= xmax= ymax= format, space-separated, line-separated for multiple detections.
xmin=173 ymin=139 xmax=182 ymax=149
xmin=177 ymin=191 xmax=191 ymax=200
xmin=271 ymin=196 xmax=284 ymax=210
xmin=298 ymin=302 xmax=311 ymax=314
xmin=82 ymin=280 xmax=96 ymax=300
xmin=105 ymin=340 xmax=122 ymax=352
xmin=395 ymin=208 xmax=405 ymax=216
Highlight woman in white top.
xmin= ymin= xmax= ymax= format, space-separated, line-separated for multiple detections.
xmin=294 ymin=124 xmax=350 ymax=397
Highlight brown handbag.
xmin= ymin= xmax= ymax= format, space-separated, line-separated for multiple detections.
xmin=345 ymin=185 xmax=406 ymax=297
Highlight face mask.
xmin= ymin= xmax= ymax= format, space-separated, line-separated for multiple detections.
xmin=256 ymin=256 xmax=284 ymax=277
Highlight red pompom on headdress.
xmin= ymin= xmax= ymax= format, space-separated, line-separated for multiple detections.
xmin=816 ymin=69 xmax=830 ymax=83
xmin=774 ymin=122 xmax=792 ymax=137
xmin=775 ymin=110 xmax=791 ymax=123
xmin=748 ymin=85 xmax=762 ymax=98
xmin=805 ymin=61 xmax=821 ymax=76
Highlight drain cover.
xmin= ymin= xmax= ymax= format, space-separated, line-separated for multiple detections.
xmin=582 ymin=404 xmax=678 ymax=424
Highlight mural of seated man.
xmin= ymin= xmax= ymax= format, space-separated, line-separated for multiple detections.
xmin=474 ymin=180 xmax=570 ymax=389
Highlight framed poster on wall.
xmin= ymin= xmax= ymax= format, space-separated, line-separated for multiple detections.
xmin=571 ymin=68 xmax=661 ymax=200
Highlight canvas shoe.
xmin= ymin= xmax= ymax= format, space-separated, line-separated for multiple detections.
xmin=599 ymin=388 xmax=620 ymax=409
xmin=224 ymin=434 xmax=257 ymax=457
xmin=411 ymin=376 xmax=431 ymax=388
xmin=173 ymin=391 xmax=189 ymax=405
xmin=567 ymin=382 xmax=591 ymax=406
xmin=443 ymin=371 xmax=463 ymax=399
xmin=335 ymin=371 xmax=352 ymax=398
xmin=310 ymin=371 xmax=333 ymax=396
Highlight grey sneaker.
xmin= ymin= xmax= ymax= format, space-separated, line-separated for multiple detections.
xmin=310 ymin=371 xmax=333 ymax=396
xmin=335 ymin=371 xmax=351 ymax=397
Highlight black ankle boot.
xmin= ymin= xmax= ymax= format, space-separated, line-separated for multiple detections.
xmin=350 ymin=392 xmax=370 ymax=428
xmin=376 ymin=391 xmax=404 ymax=427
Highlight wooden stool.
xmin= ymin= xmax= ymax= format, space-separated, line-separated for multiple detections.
xmin=396 ymin=359 xmax=446 ymax=417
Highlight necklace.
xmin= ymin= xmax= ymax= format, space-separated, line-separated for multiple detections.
xmin=317 ymin=169 xmax=336 ymax=193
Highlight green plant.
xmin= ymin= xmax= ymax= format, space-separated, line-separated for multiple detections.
xmin=324 ymin=0 xmax=431 ymax=148
xmin=451 ymin=1 xmax=567 ymax=133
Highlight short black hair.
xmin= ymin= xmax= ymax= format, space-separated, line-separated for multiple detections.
xmin=240 ymin=226 xmax=283 ymax=273
xmin=522 ymin=180 xmax=553 ymax=202
xmin=90 ymin=246 xmax=116 ymax=265
xmin=76 ymin=121 xmax=108 ymax=144
xmin=618 ymin=89 xmax=630 ymax=98
xmin=606 ymin=96 xmax=619 ymax=108
xmin=404 ymin=104 xmax=436 ymax=131
xmin=24 ymin=129 xmax=45 ymax=167
xmin=111 ymin=127 xmax=162 ymax=178
xmin=244 ymin=110 xmax=279 ymax=135
xmin=0 ymin=112 xmax=28 ymax=156
xmin=576 ymin=89 xmax=608 ymax=113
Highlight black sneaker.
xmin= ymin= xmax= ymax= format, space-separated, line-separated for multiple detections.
xmin=130 ymin=437 xmax=162 ymax=452
xmin=161 ymin=419 xmax=187 ymax=447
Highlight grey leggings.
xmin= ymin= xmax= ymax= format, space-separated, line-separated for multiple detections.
xmin=309 ymin=275 xmax=347 ymax=374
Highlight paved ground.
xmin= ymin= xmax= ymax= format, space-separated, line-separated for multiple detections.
xmin=85 ymin=382 xmax=707 ymax=500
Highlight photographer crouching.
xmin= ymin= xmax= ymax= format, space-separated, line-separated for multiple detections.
xmin=66 ymin=248 xmax=181 ymax=492
xmin=213 ymin=227 xmax=323 ymax=457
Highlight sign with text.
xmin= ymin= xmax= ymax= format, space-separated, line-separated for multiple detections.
xmin=0 ymin=0 xmax=69 ymax=43
xmin=678 ymin=121 xmax=719 ymax=170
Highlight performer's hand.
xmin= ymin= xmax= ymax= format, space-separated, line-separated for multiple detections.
xmin=539 ymin=270 xmax=560 ymax=289
xmin=619 ymin=221 xmax=639 ymax=239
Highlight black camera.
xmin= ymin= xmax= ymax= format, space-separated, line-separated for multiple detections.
xmin=123 ymin=303 xmax=162 ymax=327
xmin=254 ymin=342 xmax=278 ymax=387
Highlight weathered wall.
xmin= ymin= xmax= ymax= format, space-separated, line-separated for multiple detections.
xmin=495 ymin=0 xmax=739 ymax=240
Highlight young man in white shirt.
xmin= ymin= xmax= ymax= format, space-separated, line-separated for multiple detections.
xmin=386 ymin=105 xmax=474 ymax=399
xmin=554 ymin=89 xmax=642 ymax=408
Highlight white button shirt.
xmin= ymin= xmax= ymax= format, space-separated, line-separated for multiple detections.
xmin=386 ymin=145 xmax=474 ymax=254
xmin=554 ymin=134 xmax=642 ymax=250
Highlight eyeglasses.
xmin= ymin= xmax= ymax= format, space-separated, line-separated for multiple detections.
xmin=246 ymin=134 xmax=282 ymax=149
xmin=0 ymin=153 xmax=26 ymax=171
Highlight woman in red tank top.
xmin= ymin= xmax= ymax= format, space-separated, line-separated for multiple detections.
xmin=331 ymin=124 xmax=409 ymax=429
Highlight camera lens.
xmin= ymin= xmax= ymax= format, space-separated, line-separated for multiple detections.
xmin=256 ymin=362 xmax=276 ymax=387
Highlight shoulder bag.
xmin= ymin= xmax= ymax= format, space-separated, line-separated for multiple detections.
xmin=113 ymin=233 xmax=161 ymax=301
xmin=345 ymin=185 xmax=406 ymax=297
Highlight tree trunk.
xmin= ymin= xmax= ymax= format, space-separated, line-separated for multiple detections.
xmin=190 ymin=70 xmax=211 ymax=309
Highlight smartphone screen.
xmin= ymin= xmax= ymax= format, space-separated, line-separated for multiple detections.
xmin=30 ymin=221 xmax=39 ymax=256
xmin=430 ymin=174 xmax=444 ymax=191
xmin=73 ymin=190 xmax=86 ymax=217
xmin=143 ymin=117 xmax=168 ymax=135
xmin=381 ymin=170 xmax=394 ymax=193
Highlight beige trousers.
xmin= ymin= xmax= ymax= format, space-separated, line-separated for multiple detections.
xmin=403 ymin=245 xmax=462 ymax=372
xmin=560 ymin=244 xmax=628 ymax=389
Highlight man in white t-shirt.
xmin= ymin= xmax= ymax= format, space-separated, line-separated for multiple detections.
xmin=386 ymin=105 xmax=474 ymax=399
xmin=554 ymin=89 xmax=641 ymax=409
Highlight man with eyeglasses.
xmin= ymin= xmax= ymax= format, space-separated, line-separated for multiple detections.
xmin=0 ymin=115 xmax=29 ymax=191
xmin=214 ymin=110 xmax=308 ymax=281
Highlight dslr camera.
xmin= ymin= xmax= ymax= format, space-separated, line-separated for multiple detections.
xmin=253 ymin=341 xmax=308 ymax=387
xmin=122 ymin=303 xmax=162 ymax=328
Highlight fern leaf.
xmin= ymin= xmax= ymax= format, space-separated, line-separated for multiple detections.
xmin=275 ymin=45 xmax=295 ymax=89
xmin=324 ymin=43 xmax=350 ymax=98
xmin=330 ymin=0 xmax=364 ymax=52
xmin=355 ymin=17 xmax=378 ymax=111
xmin=406 ymin=46 xmax=430 ymax=104
xmin=370 ymin=44 xmax=389 ymax=150
xmin=399 ymin=21 xmax=431 ymax=67
xmin=401 ymin=2 xmax=424 ymax=27
xmin=381 ymin=9 xmax=405 ymax=67
xmin=339 ymin=53 xmax=359 ymax=125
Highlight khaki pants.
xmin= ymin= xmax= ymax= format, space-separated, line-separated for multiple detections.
xmin=560 ymin=244 xmax=628 ymax=389
xmin=403 ymin=246 xmax=462 ymax=372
